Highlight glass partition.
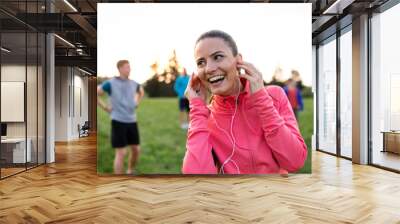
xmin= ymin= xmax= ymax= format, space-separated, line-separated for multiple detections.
xmin=339 ymin=28 xmax=352 ymax=158
xmin=1 ymin=31 xmax=28 ymax=178
xmin=0 ymin=1 xmax=46 ymax=179
xmin=371 ymin=3 xmax=400 ymax=171
xmin=317 ymin=35 xmax=337 ymax=155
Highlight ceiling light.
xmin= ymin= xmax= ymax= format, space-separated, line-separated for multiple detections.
xmin=63 ymin=0 xmax=78 ymax=12
xmin=1 ymin=47 xmax=11 ymax=53
xmin=323 ymin=0 xmax=355 ymax=15
xmin=78 ymin=67 xmax=93 ymax=76
xmin=54 ymin=34 xmax=75 ymax=48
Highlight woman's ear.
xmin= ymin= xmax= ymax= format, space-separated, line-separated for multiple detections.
xmin=236 ymin=53 xmax=243 ymax=64
xmin=236 ymin=54 xmax=243 ymax=74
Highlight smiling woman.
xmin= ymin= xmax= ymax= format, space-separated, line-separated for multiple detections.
xmin=182 ymin=30 xmax=308 ymax=174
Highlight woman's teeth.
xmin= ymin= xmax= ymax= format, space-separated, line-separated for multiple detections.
xmin=208 ymin=75 xmax=225 ymax=84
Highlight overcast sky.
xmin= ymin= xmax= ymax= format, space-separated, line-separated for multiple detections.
xmin=98 ymin=3 xmax=311 ymax=86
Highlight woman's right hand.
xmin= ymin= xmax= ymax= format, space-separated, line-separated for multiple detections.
xmin=185 ymin=73 xmax=207 ymax=103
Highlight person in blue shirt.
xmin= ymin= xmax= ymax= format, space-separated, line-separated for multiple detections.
xmin=174 ymin=68 xmax=190 ymax=129
xmin=97 ymin=60 xmax=144 ymax=174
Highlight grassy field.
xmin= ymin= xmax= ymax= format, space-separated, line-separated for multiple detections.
xmin=97 ymin=97 xmax=313 ymax=174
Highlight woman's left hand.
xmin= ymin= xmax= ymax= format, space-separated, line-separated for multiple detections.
xmin=236 ymin=60 xmax=264 ymax=94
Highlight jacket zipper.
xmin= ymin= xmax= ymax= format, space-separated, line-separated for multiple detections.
xmin=249 ymin=148 xmax=256 ymax=173
xmin=241 ymin=97 xmax=256 ymax=173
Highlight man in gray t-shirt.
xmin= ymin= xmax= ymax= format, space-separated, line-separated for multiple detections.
xmin=98 ymin=60 xmax=144 ymax=174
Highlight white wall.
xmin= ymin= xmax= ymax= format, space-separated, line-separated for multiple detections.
xmin=71 ymin=71 xmax=89 ymax=139
xmin=54 ymin=67 xmax=89 ymax=141
xmin=1 ymin=65 xmax=31 ymax=138
xmin=1 ymin=65 xmax=26 ymax=145
xmin=1 ymin=66 xmax=25 ymax=124
xmin=55 ymin=67 xmax=69 ymax=141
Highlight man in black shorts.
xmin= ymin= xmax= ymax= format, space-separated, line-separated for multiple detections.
xmin=98 ymin=60 xmax=144 ymax=174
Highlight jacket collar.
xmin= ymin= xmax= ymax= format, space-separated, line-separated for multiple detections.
xmin=211 ymin=78 xmax=250 ymax=113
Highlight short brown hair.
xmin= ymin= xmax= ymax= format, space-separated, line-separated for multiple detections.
xmin=291 ymin=69 xmax=300 ymax=77
xmin=196 ymin=30 xmax=238 ymax=56
xmin=116 ymin=60 xmax=129 ymax=69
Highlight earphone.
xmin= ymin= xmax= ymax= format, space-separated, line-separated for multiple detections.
xmin=211 ymin=74 xmax=241 ymax=174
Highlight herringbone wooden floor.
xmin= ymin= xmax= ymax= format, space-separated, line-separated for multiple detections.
xmin=1 ymin=135 xmax=400 ymax=224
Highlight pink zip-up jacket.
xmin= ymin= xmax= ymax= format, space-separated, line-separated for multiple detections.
xmin=182 ymin=79 xmax=307 ymax=174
